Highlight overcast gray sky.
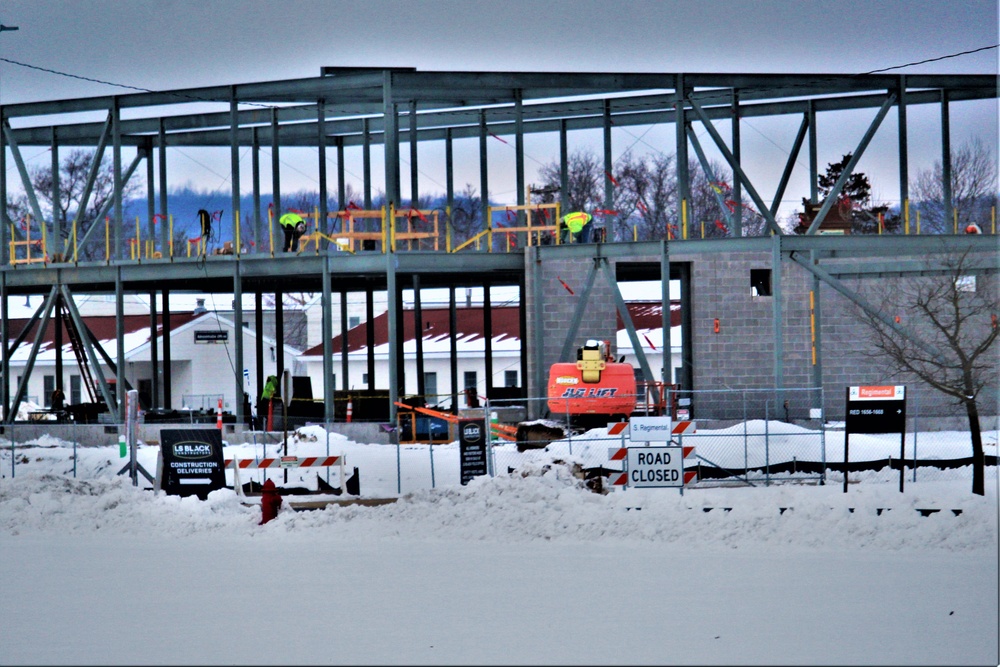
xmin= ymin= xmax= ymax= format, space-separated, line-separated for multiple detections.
xmin=1 ymin=0 xmax=997 ymax=217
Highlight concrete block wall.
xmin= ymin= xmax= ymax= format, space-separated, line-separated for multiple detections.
xmin=684 ymin=250 xmax=814 ymax=421
xmin=522 ymin=245 xmax=995 ymax=428
xmin=681 ymin=249 xmax=998 ymax=425
xmin=815 ymin=268 xmax=999 ymax=423
xmin=524 ymin=251 xmax=619 ymax=414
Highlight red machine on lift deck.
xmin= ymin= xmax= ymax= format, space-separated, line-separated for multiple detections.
xmin=547 ymin=340 xmax=637 ymax=425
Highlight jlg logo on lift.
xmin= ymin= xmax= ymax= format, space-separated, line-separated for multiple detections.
xmin=559 ymin=387 xmax=618 ymax=398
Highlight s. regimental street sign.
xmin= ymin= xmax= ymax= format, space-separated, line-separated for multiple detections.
xmin=844 ymin=386 xmax=907 ymax=493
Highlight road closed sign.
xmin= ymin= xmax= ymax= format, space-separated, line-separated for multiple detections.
xmin=626 ymin=446 xmax=685 ymax=488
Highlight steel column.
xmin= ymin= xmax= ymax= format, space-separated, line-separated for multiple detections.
xmin=115 ymin=267 xmax=125 ymax=419
xmin=897 ymin=76 xmax=909 ymax=230
xmin=322 ymin=256 xmax=333 ymax=421
xmin=158 ymin=119 xmax=168 ymax=255
xmin=162 ymin=289 xmax=171 ymax=409
xmin=252 ymin=127 xmax=261 ymax=250
xmin=112 ymin=97 xmax=123 ymax=260
xmin=339 ymin=289 xmax=348 ymax=391
xmin=233 ymin=261 xmax=244 ymax=425
xmin=51 ymin=128 xmax=60 ymax=243
xmin=317 ymin=99 xmax=328 ymax=241
xmin=479 ymin=110 xmax=489 ymax=233
xmin=771 ymin=234 xmax=784 ymax=405
xmin=409 ymin=100 xmax=418 ymax=207
xmin=731 ymin=89 xmax=743 ymax=237
xmin=363 ymin=118 xmax=372 ymax=209
xmin=271 ymin=108 xmax=281 ymax=221
xmin=675 ymin=75 xmax=690 ymax=235
xmin=414 ymin=275 xmax=425 ymax=399
xmin=603 ymin=100 xmax=613 ymax=239
xmin=515 ymin=90 xmax=525 ymax=216
xmin=366 ymin=288 xmax=375 ymax=389
xmin=386 ymin=247 xmax=399 ymax=422
xmin=483 ymin=282 xmax=492 ymax=400
xmin=383 ymin=72 xmax=399 ymax=207
xmin=449 ymin=286 xmax=458 ymax=413
xmin=941 ymin=90 xmax=953 ymax=230
xmin=661 ymin=240 xmax=671 ymax=386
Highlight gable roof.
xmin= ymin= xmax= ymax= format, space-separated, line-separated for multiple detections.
xmin=301 ymin=304 xmax=522 ymax=357
xmin=5 ymin=312 xmax=201 ymax=362
xmin=301 ymin=301 xmax=682 ymax=357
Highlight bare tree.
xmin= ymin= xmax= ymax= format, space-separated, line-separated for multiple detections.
xmin=537 ymin=149 xmax=604 ymax=213
xmin=855 ymin=250 xmax=998 ymax=495
xmin=448 ymin=183 xmax=483 ymax=244
xmin=911 ymin=138 xmax=998 ymax=234
xmin=6 ymin=149 xmax=141 ymax=260
xmin=613 ymin=151 xmax=677 ymax=241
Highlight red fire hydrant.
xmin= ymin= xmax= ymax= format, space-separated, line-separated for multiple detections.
xmin=259 ymin=479 xmax=283 ymax=525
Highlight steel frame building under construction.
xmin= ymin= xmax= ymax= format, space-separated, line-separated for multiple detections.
xmin=1 ymin=67 xmax=997 ymax=430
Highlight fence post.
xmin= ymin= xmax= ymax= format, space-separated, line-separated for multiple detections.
xmin=744 ymin=391 xmax=749 ymax=476
xmin=429 ymin=440 xmax=436 ymax=489
xmin=485 ymin=398 xmax=495 ymax=477
xmin=819 ymin=386 xmax=827 ymax=485
xmin=912 ymin=391 xmax=919 ymax=483
xmin=764 ymin=400 xmax=770 ymax=487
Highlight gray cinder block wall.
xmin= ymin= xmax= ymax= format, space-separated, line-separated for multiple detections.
xmin=524 ymin=246 xmax=997 ymax=429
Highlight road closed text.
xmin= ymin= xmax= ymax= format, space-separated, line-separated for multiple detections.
xmin=625 ymin=446 xmax=685 ymax=488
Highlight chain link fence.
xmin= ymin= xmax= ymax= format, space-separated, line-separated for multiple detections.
xmin=1 ymin=386 xmax=996 ymax=492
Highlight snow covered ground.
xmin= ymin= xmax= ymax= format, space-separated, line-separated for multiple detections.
xmin=1 ymin=422 xmax=997 ymax=666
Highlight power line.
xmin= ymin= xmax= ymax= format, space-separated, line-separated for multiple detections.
xmin=863 ymin=44 xmax=999 ymax=75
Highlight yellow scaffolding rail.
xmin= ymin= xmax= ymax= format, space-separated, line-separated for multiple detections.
xmin=8 ymin=216 xmax=47 ymax=265
xmin=486 ymin=202 xmax=562 ymax=248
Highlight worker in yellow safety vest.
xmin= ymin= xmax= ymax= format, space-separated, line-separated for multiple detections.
xmin=562 ymin=211 xmax=592 ymax=243
xmin=279 ymin=212 xmax=307 ymax=252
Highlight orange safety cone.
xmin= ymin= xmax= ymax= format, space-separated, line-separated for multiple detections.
xmin=216 ymin=397 xmax=223 ymax=429
xmin=346 ymin=399 xmax=353 ymax=423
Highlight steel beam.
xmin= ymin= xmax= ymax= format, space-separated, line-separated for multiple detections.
xmin=6 ymin=285 xmax=57 ymax=423
xmin=59 ymin=284 xmax=117 ymax=411
xmin=686 ymin=96 xmax=783 ymax=235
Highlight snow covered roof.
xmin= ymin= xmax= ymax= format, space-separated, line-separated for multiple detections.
xmin=300 ymin=301 xmax=682 ymax=359
xmin=5 ymin=312 xmax=201 ymax=363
